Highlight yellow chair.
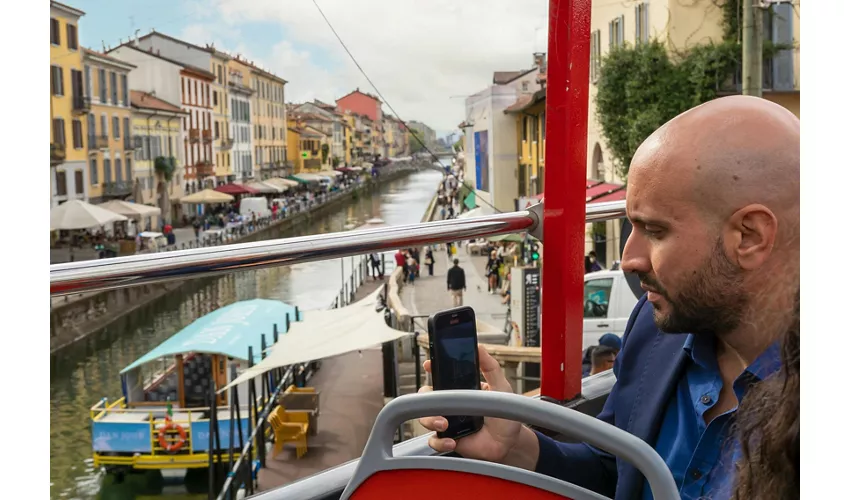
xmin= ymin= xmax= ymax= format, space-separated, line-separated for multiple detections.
xmin=267 ymin=405 xmax=309 ymax=459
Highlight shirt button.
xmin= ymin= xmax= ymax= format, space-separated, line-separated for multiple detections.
xmin=700 ymin=394 xmax=713 ymax=405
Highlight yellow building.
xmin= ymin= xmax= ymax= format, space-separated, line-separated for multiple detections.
xmin=208 ymin=50 xmax=232 ymax=183
xmin=343 ymin=120 xmax=352 ymax=166
xmin=286 ymin=125 xmax=304 ymax=173
xmin=585 ymin=0 xmax=800 ymax=265
xmin=504 ymin=89 xmax=546 ymax=198
xmin=82 ymin=49 xmax=136 ymax=204
xmin=130 ymin=91 xmax=188 ymax=224
xmin=240 ymin=60 xmax=288 ymax=179
xmin=50 ymin=1 xmax=88 ymax=207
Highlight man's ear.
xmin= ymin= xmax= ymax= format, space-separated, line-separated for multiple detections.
xmin=725 ymin=204 xmax=777 ymax=270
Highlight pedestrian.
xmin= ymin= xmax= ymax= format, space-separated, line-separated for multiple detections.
xmin=394 ymin=249 xmax=407 ymax=281
xmin=424 ymin=248 xmax=434 ymax=276
xmin=370 ymin=253 xmax=383 ymax=280
xmin=585 ymin=251 xmax=603 ymax=273
xmin=485 ymin=250 xmax=500 ymax=294
xmin=406 ymin=253 xmax=417 ymax=285
xmin=446 ymin=258 xmax=466 ymax=307
xmin=445 ymin=242 xmax=453 ymax=262
xmin=192 ymin=217 xmax=201 ymax=240
xmin=416 ymin=96 xmax=801 ymax=500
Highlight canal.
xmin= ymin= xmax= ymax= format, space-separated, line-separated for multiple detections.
xmin=50 ymin=169 xmax=443 ymax=500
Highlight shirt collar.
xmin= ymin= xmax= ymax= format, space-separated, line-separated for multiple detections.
xmin=682 ymin=333 xmax=782 ymax=381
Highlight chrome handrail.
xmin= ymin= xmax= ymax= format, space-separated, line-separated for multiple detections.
xmin=50 ymin=200 xmax=626 ymax=297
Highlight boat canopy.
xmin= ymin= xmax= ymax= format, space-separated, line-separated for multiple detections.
xmin=120 ymin=299 xmax=298 ymax=374
xmin=222 ymin=287 xmax=406 ymax=391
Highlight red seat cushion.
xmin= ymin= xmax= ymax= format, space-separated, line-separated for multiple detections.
xmin=350 ymin=469 xmax=570 ymax=499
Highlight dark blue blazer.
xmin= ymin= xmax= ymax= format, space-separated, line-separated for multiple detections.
xmin=535 ymin=295 xmax=690 ymax=500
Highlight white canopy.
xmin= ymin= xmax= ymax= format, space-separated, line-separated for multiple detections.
xmin=246 ymin=181 xmax=285 ymax=194
xmin=180 ymin=189 xmax=234 ymax=204
xmin=320 ymin=170 xmax=343 ymax=178
xmin=97 ymin=200 xmax=161 ymax=218
xmin=50 ymin=199 xmax=128 ymax=230
xmin=457 ymin=204 xmax=496 ymax=220
xmin=221 ymin=287 xmax=408 ymax=391
xmin=265 ymin=177 xmax=299 ymax=188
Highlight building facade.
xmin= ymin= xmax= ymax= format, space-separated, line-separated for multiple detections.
xmin=228 ymin=70 xmax=254 ymax=181
xmin=130 ymin=91 xmax=187 ymax=223
xmin=248 ymin=64 xmax=288 ymax=180
xmin=50 ymin=1 xmax=88 ymax=207
xmin=180 ymin=66 xmax=216 ymax=188
xmin=209 ymin=51 xmax=232 ymax=184
xmin=82 ymin=49 xmax=136 ymax=204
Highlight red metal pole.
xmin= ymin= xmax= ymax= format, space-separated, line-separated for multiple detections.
xmin=540 ymin=0 xmax=591 ymax=401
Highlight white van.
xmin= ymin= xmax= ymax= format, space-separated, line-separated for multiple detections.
xmin=582 ymin=270 xmax=640 ymax=350
xmin=239 ymin=197 xmax=271 ymax=219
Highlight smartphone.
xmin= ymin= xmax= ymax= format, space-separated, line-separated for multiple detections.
xmin=427 ymin=306 xmax=484 ymax=440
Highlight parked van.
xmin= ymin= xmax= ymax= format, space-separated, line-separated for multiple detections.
xmin=583 ymin=270 xmax=639 ymax=350
xmin=239 ymin=197 xmax=271 ymax=219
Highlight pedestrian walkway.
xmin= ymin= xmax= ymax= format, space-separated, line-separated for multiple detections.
xmin=401 ymin=243 xmax=506 ymax=330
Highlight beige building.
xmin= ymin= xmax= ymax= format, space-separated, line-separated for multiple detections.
xmin=586 ymin=0 xmax=800 ymax=266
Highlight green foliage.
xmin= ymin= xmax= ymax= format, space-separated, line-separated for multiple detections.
xmin=321 ymin=143 xmax=330 ymax=164
xmin=332 ymin=155 xmax=341 ymax=168
xmin=154 ymin=156 xmax=176 ymax=182
xmin=408 ymin=130 xmax=425 ymax=154
xmin=453 ymin=137 xmax=464 ymax=151
xmin=595 ymin=1 xmax=790 ymax=179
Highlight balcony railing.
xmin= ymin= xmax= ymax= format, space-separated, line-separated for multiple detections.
xmin=189 ymin=129 xmax=200 ymax=143
xmin=102 ymin=180 xmax=133 ymax=197
xmin=195 ymin=161 xmax=214 ymax=177
xmin=221 ymin=137 xmax=234 ymax=149
xmin=92 ymin=135 xmax=110 ymax=150
xmin=124 ymin=136 xmax=134 ymax=151
xmin=202 ymin=130 xmax=212 ymax=143
xmin=72 ymin=95 xmax=91 ymax=114
xmin=51 ymin=142 xmax=66 ymax=164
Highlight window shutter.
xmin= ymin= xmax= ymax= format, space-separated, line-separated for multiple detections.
xmin=772 ymin=4 xmax=795 ymax=91
xmin=116 ymin=158 xmax=123 ymax=181
xmin=619 ymin=15 xmax=625 ymax=46
xmin=635 ymin=6 xmax=640 ymax=43
xmin=643 ymin=4 xmax=650 ymax=42
xmin=609 ymin=21 xmax=614 ymax=50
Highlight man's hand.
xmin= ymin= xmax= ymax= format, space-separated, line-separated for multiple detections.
xmin=417 ymin=345 xmax=540 ymax=470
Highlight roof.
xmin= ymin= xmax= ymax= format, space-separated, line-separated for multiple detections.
xmin=82 ymin=48 xmax=137 ymax=71
xmin=108 ymin=44 xmax=215 ymax=80
xmin=503 ymin=89 xmax=546 ymax=114
xmin=51 ymin=1 xmax=85 ymax=17
xmin=336 ymin=88 xmax=382 ymax=104
xmin=493 ymin=68 xmax=538 ymax=85
xmin=120 ymin=299 xmax=298 ymax=373
xmin=130 ymin=90 xmax=186 ymax=114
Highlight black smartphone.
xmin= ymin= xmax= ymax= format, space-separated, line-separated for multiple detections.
xmin=427 ymin=306 xmax=484 ymax=440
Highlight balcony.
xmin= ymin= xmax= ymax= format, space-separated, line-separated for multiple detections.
xmin=72 ymin=95 xmax=91 ymax=114
xmin=89 ymin=135 xmax=110 ymax=150
xmin=189 ymin=129 xmax=200 ymax=143
xmin=124 ymin=136 xmax=134 ymax=151
xmin=202 ymin=130 xmax=213 ymax=144
xmin=195 ymin=161 xmax=214 ymax=177
xmin=221 ymin=137 xmax=234 ymax=149
xmin=102 ymin=180 xmax=133 ymax=197
xmin=51 ymin=142 xmax=66 ymax=165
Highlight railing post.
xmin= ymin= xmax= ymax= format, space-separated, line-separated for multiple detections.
xmin=294 ymin=306 xmax=300 ymax=322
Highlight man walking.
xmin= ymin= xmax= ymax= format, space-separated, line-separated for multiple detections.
xmin=446 ymin=258 xmax=466 ymax=307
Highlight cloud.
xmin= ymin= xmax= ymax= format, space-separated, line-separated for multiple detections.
xmin=182 ymin=0 xmax=549 ymax=135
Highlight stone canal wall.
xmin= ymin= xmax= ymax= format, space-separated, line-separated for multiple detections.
xmin=50 ymin=165 xmax=427 ymax=353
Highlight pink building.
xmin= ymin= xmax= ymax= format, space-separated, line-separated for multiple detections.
xmin=335 ymin=88 xmax=382 ymax=123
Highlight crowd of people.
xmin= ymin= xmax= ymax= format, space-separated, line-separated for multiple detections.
xmin=416 ymin=96 xmax=800 ymax=500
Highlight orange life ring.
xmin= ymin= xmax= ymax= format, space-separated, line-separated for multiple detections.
xmin=157 ymin=421 xmax=187 ymax=453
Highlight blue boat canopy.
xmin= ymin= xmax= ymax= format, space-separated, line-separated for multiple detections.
xmin=120 ymin=299 xmax=297 ymax=374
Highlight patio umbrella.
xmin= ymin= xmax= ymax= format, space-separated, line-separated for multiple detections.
xmin=50 ymin=199 xmax=128 ymax=230
xmin=180 ymin=189 xmax=235 ymax=204
xmin=97 ymin=199 xmax=161 ymax=218
xmin=265 ymin=177 xmax=299 ymax=189
xmin=215 ymin=183 xmax=258 ymax=196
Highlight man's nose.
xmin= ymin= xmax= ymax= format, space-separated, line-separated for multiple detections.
xmin=621 ymin=231 xmax=650 ymax=275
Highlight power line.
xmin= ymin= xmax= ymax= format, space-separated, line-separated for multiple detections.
xmin=310 ymin=0 xmax=502 ymax=214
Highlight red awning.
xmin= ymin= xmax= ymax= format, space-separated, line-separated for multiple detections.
xmin=336 ymin=167 xmax=353 ymax=173
xmin=215 ymin=183 xmax=258 ymax=195
xmin=534 ymin=179 xmax=625 ymax=206
xmin=590 ymin=189 xmax=627 ymax=204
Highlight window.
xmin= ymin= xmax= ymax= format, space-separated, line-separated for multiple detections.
xmin=541 ymin=112 xmax=546 ymax=140
xmin=217 ymin=65 xmax=223 ymax=83
xmin=115 ymin=158 xmax=123 ymax=181
xmin=590 ymin=30 xmax=602 ymax=82
xmin=75 ymin=171 xmax=84 ymax=194
xmin=52 ymin=118 xmax=66 ymax=145
xmin=89 ymin=158 xmax=99 ymax=185
xmin=56 ymin=172 xmax=67 ymax=196
xmin=66 ymin=23 xmax=78 ymax=50
xmin=121 ymin=74 xmax=128 ymax=105
xmin=70 ymin=69 xmax=83 ymax=102
xmin=609 ymin=16 xmax=625 ymax=49
xmin=112 ymin=116 xmax=120 ymax=139
xmin=522 ymin=117 xmax=528 ymax=142
xmin=123 ymin=117 xmax=130 ymax=146
xmin=126 ymin=158 xmax=132 ymax=181
xmin=584 ymin=278 xmax=614 ymax=318
xmin=104 ymin=158 xmax=112 ymax=183
xmin=84 ymin=65 xmax=92 ymax=98
xmin=531 ymin=117 xmax=538 ymax=143
xmin=51 ymin=18 xmax=61 ymax=45
xmin=100 ymin=115 xmax=107 ymax=138
xmin=213 ymin=91 xmax=218 ymax=106
xmin=87 ymin=114 xmax=95 ymax=146
xmin=110 ymin=72 xmax=118 ymax=104
xmin=51 ymin=65 xmax=64 ymax=96
xmin=72 ymin=119 xmax=83 ymax=149
xmin=635 ymin=3 xmax=650 ymax=44
xmin=98 ymin=69 xmax=106 ymax=102
xmin=214 ymin=121 xmax=219 ymax=139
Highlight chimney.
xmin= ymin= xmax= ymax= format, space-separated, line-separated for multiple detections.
xmin=533 ymin=52 xmax=547 ymax=73
xmin=133 ymin=29 xmax=140 ymax=46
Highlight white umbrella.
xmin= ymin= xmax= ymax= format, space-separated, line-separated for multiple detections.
xmin=50 ymin=199 xmax=128 ymax=230
xmin=97 ymin=199 xmax=161 ymax=218
xmin=180 ymin=189 xmax=234 ymax=204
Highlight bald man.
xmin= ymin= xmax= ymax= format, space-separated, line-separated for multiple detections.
xmin=417 ymin=96 xmax=800 ymax=500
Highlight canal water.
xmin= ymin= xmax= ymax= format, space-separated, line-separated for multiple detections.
xmin=50 ymin=169 xmax=443 ymax=500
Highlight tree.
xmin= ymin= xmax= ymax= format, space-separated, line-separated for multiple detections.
xmin=321 ymin=143 xmax=330 ymax=165
xmin=408 ymin=130 xmax=425 ymax=154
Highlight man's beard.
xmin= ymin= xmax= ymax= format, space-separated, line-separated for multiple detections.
xmin=638 ymin=238 xmax=746 ymax=336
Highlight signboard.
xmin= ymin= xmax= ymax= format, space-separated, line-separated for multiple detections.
xmin=509 ymin=267 xmax=541 ymax=393
xmin=517 ymin=196 xmax=539 ymax=211
xmin=474 ymin=131 xmax=489 ymax=191
xmin=191 ymin=418 xmax=251 ymax=451
xmin=92 ymin=422 xmax=152 ymax=453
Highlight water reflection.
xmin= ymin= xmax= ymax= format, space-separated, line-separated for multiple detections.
xmin=50 ymin=170 xmax=442 ymax=500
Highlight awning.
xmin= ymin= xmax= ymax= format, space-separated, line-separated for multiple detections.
xmin=180 ymin=189 xmax=235 ymax=204
xmin=50 ymin=199 xmax=128 ymax=230
xmin=215 ymin=183 xmax=258 ymax=196
xmin=585 ymin=181 xmax=624 ymax=201
xmin=335 ymin=167 xmax=353 ymax=173
xmin=265 ymin=177 xmax=299 ymax=189
xmin=97 ymin=200 xmax=161 ymax=218
xmin=122 ymin=299 xmax=298 ymax=373
xmin=245 ymin=181 xmax=284 ymax=194
xmin=590 ymin=189 xmax=627 ymax=204
xmin=458 ymin=204 xmax=496 ymax=219
xmin=221 ymin=288 xmax=408 ymax=392
xmin=320 ymin=170 xmax=344 ymax=178
xmin=287 ymin=174 xmax=317 ymax=185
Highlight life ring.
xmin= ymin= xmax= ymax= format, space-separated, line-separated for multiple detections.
xmin=157 ymin=421 xmax=187 ymax=453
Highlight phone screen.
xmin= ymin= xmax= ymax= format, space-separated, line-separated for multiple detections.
xmin=429 ymin=307 xmax=483 ymax=439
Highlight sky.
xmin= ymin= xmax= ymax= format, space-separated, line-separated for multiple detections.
xmin=70 ymin=0 xmax=549 ymax=137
